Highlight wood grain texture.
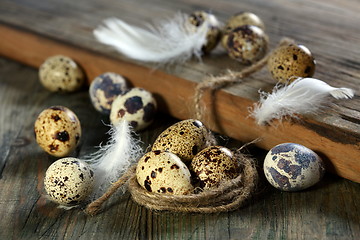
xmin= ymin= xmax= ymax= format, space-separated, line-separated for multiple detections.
xmin=0 ymin=0 xmax=359 ymax=183
xmin=0 ymin=57 xmax=359 ymax=239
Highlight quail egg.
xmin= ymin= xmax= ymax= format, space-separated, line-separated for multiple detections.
xmin=188 ymin=11 xmax=221 ymax=53
xmin=110 ymin=87 xmax=157 ymax=131
xmin=89 ymin=72 xmax=129 ymax=115
xmin=267 ymin=44 xmax=316 ymax=83
xmin=44 ymin=157 xmax=94 ymax=205
xmin=221 ymin=12 xmax=265 ymax=48
xmin=39 ymin=55 xmax=85 ymax=92
xmin=191 ymin=146 xmax=239 ymax=190
xmin=226 ymin=25 xmax=268 ymax=64
xmin=136 ymin=150 xmax=194 ymax=195
xmin=34 ymin=106 xmax=81 ymax=157
xmin=263 ymin=143 xmax=325 ymax=191
xmin=151 ymin=119 xmax=209 ymax=163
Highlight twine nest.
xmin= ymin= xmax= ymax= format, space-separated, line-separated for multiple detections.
xmin=85 ymin=151 xmax=258 ymax=215
xmin=128 ymin=152 xmax=258 ymax=213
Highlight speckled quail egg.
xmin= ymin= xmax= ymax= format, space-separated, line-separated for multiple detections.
xmin=151 ymin=119 xmax=209 ymax=163
xmin=34 ymin=106 xmax=81 ymax=157
xmin=226 ymin=25 xmax=268 ymax=64
xmin=188 ymin=11 xmax=221 ymax=53
xmin=44 ymin=157 xmax=94 ymax=205
xmin=89 ymin=72 xmax=129 ymax=115
xmin=221 ymin=12 xmax=265 ymax=48
xmin=39 ymin=55 xmax=85 ymax=92
xmin=191 ymin=146 xmax=239 ymax=190
xmin=267 ymin=44 xmax=316 ymax=83
xmin=110 ymin=87 xmax=157 ymax=131
xmin=263 ymin=143 xmax=325 ymax=191
xmin=136 ymin=150 xmax=194 ymax=195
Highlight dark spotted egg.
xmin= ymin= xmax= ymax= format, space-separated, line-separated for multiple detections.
xmin=151 ymin=119 xmax=209 ymax=163
xmin=267 ymin=44 xmax=316 ymax=83
xmin=226 ymin=25 xmax=268 ymax=65
xmin=39 ymin=55 xmax=84 ymax=92
xmin=263 ymin=143 xmax=325 ymax=191
xmin=188 ymin=11 xmax=221 ymax=53
xmin=44 ymin=157 xmax=94 ymax=205
xmin=191 ymin=146 xmax=239 ymax=190
xmin=136 ymin=150 xmax=194 ymax=195
xmin=110 ymin=87 xmax=157 ymax=131
xmin=221 ymin=12 xmax=265 ymax=48
xmin=34 ymin=106 xmax=81 ymax=157
xmin=89 ymin=72 xmax=129 ymax=115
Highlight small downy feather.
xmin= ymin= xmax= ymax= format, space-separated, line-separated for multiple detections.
xmin=250 ymin=77 xmax=355 ymax=125
xmin=93 ymin=12 xmax=212 ymax=64
xmin=83 ymin=120 xmax=143 ymax=199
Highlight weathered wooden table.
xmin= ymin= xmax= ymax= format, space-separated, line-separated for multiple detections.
xmin=0 ymin=56 xmax=359 ymax=239
xmin=0 ymin=0 xmax=359 ymax=239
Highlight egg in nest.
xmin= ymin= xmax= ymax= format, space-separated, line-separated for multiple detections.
xmin=136 ymin=150 xmax=194 ymax=195
xmin=151 ymin=119 xmax=209 ymax=163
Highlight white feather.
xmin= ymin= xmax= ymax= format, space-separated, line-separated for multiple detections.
xmin=93 ymin=12 xmax=211 ymax=64
xmin=250 ymin=77 xmax=355 ymax=125
xmin=83 ymin=120 xmax=143 ymax=199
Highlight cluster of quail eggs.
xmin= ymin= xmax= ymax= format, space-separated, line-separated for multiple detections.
xmin=36 ymin=54 xmax=157 ymax=207
xmin=136 ymin=119 xmax=241 ymax=195
xmin=89 ymin=72 xmax=157 ymax=131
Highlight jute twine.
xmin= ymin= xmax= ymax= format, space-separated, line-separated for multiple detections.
xmin=194 ymin=37 xmax=295 ymax=121
xmin=85 ymin=37 xmax=294 ymax=216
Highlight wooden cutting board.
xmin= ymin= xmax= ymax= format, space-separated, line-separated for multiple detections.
xmin=0 ymin=0 xmax=359 ymax=182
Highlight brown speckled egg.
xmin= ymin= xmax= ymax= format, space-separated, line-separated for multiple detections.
xmin=89 ymin=72 xmax=129 ymax=115
xmin=110 ymin=87 xmax=157 ymax=131
xmin=39 ymin=55 xmax=85 ymax=92
xmin=226 ymin=25 xmax=268 ymax=64
xmin=34 ymin=106 xmax=81 ymax=157
xmin=188 ymin=11 xmax=221 ymax=53
xmin=151 ymin=119 xmax=209 ymax=163
xmin=267 ymin=44 xmax=316 ymax=83
xmin=191 ymin=146 xmax=239 ymax=190
xmin=136 ymin=150 xmax=194 ymax=195
xmin=44 ymin=157 xmax=94 ymax=205
xmin=221 ymin=12 xmax=265 ymax=48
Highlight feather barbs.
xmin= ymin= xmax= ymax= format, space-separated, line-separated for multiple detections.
xmin=250 ymin=77 xmax=355 ymax=125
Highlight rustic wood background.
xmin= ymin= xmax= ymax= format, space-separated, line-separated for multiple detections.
xmin=0 ymin=56 xmax=359 ymax=239
xmin=0 ymin=0 xmax=359 ymax=239
xmin=0 ymin=0 xmax=359 ymax=182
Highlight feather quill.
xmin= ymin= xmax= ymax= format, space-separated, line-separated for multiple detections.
xmin=250 ymin=77 xmax=355 ymax=125
xmin=83 ymin=120 xmax=143 ymax=199
xmin=93 ymin=12 xmax=212 ymax=64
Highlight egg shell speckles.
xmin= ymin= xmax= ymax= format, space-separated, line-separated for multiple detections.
xmin=151 ymin=119 xmax=208 ymax=163
xmin=263 ymin=143 xmax=325 ymax=191
xmin=267 ymin=44 xmax=316 ymax=83
xmin=221 ymin=12 xmax=265 ymax=48
xmin=89 ymin=72 xmax=129 ymax=115
xmin=110 ymin=88 xmax=157 ymax=131
xmin=188 ymin=11 xmax=221 ymax=53
xmin=44 ymin=157 xmax=94 ymax=205
xmin=39 ymin=55 xmax=85 ymax=92
xmin=136 ymin=150 xmax=194 ymax=195
xmin=191 ymin=146 xmax=239 ymax=190
xmin=226 ymin=25 xmax=268 ymax=65
xmin=34 ymin=106 xmax=81 ymax=157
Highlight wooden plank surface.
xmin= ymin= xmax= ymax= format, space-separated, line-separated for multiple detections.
xmin=0 ymin=0 xmax=359 ymax=183
xmin=0 ymin=56 xmax=359 ymax=240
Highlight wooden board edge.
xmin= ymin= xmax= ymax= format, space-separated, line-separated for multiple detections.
xmin=0 ymin=23 xmax=359 ymax=183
